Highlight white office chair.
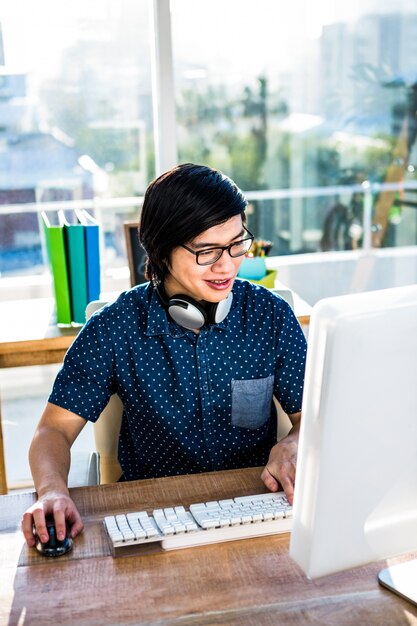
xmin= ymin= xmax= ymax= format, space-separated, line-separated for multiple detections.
xmin=85 ymin=300 xmax=123 ymax=484
xmin=68 ymin=450 xmax=101 ymax=487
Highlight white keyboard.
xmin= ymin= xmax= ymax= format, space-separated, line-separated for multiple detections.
xmin=104 ymin=492 xmax=292 ymax=556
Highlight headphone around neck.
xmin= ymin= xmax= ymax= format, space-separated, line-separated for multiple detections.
xmin=156 ymin=284 xmax=233 ymax=331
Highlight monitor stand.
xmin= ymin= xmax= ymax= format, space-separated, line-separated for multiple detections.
xmin=378 ymin=559 xmax=417 ymax=606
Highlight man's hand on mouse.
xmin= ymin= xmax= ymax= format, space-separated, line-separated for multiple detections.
xmin=21 ymin=491 xmax=84 ymax=547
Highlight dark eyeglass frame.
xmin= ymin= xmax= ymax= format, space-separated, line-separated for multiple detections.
xmin=181 ymin=226 xmax=254 ymax=266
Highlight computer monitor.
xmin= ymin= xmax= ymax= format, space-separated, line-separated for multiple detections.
xmin=290 ymin=284 xmax=417 ymax=605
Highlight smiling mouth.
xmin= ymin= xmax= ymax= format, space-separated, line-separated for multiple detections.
xmin=205 ymin=278 xmax=234 ymax=289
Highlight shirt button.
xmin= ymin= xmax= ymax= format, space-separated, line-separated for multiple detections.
xmin=202 ymin=384 xmax=209 ymax=391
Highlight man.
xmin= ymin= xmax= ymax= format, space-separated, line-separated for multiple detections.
xmin=22 ymin=163 xmax=306 ymax=548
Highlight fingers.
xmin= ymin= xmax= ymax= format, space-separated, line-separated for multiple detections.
xmin=21 ymin=495 xmax=84 ymax=546
xmin=32 ymin=508 xmax=50 ymax=543
xmin=262 ymin=465 xmax=295 ymax=504
xmin=66 ymin=506 xmax=84 ymax=539
xmin=279 ymin=473 xmax=295 ymax=506
xmin=22 ymin=509 xmax=38 ymax=547
xmin=260 ymin=467 xmax=280 ymax=492
xmin=261 ymin=437 xmax=298 ymax=505
xmin=53 ymin=509 xmax=67 ymax=541
xmin=22 ymin=503 xmax=50 ymax=546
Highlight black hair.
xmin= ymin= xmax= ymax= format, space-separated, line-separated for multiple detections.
xmin=139 ymin=163 xmax=247 ymax=286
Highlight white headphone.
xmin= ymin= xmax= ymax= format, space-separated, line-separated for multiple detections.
xmin=156 ymin=285 xmax=233 ymax=330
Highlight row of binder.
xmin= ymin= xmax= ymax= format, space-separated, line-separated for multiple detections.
xmin=42 ymin=209 xmax=101 ymax=325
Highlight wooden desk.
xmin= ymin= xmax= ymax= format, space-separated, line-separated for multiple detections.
xmin=1 ymin=468 xmax=416 ymax=626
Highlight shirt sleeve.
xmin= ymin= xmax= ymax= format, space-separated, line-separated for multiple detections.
xmin=273 ymin=300 xmax=307 ymax=415
xmin=48 ymin=311 xmax=117 ymax=422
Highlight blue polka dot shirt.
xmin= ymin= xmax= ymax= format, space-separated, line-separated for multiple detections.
xmin=49 ymin=279 xmax=307 ymax=480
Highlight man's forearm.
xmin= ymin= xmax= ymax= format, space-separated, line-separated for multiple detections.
xmin=29 ymin=427 xmax=71 ymax=497
xmin=23 ymin=405 xmax=87 ymax=546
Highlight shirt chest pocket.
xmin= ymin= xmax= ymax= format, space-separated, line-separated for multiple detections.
xmin=231 ymin=375 xmax=274 ymax=430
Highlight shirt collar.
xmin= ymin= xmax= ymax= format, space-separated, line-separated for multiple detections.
xmin=145 ymin=287 xmax=184 ymax=337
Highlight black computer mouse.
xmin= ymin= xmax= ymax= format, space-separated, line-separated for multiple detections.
xmin=35 ymin=515 xmax=73 ymax=557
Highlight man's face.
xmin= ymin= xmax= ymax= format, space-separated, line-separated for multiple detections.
xmin=164 ymin=214 xmax=245 ymax=303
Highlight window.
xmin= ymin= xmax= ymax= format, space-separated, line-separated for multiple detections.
xmin=1 ymin=0 xmax=417 ymax=293
xmin=0 ymin=0 xmax=153 ymax=288
xmin=171 ymin=0 xmax=417 ymax=253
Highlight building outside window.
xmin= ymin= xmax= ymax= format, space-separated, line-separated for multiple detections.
xmin=0 ymin=0 xmax=152 ymax=292
xmin=0 ymin=0 xmax=417 ymax=296
xmin=171 ymin=0 xmax=417 ymax=255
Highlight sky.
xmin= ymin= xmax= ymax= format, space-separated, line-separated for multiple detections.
xmin=2 ymin=0 xmax=417 ymax=83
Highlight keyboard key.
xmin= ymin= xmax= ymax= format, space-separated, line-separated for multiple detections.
xmin=174 ymin=507 xmax=198 ymax=531
xmin=219 ymin=499 xmax=235 ymax=508
xmin=126 ymin=513 xmax=147 ymax=539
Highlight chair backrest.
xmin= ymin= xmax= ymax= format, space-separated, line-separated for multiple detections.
xmin=68 ymin=450 xmax=100 ymax=487
xmin=86 ymin=300 xmax=123 ymax=483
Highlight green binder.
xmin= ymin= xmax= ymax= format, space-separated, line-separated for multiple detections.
xmin=41 ymin=212 xmax=72 ymax=325
xmin=59 ymin=210 xmax=88 ymax=324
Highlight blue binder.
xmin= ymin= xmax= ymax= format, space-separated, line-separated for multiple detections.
xmin=76 ymin=209 xmax=101 ymax=303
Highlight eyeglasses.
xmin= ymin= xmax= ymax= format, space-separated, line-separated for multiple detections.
xmin=181 ymin=227 xmax=254 ymax=266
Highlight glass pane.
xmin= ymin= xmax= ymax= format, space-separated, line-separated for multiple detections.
xmin=1 ymin=364 xmax=95 ymax=488
xmin=171 ymin=0 xmax=417 ymax=252
xmin=0 ymin=0 xmax=153 ymax=281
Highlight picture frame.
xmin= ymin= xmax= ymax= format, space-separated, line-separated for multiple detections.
xmin=123 ymin=222 xmax=147 ymax=287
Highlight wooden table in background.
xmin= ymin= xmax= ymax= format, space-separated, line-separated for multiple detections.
xmin=1 ymin=467 xmax=416 ymax=626
xmin=0 ymin=298 xmax=79 ymax=369
xmin=0 ymin=287 xmax=311 ymax=369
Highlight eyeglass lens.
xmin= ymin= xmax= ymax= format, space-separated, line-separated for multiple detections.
xmin=197 ymin=237 xmax=253 ymax=265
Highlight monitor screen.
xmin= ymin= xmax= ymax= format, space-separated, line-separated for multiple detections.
xmin=290 ymin=284 xmax=417 ymax=586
